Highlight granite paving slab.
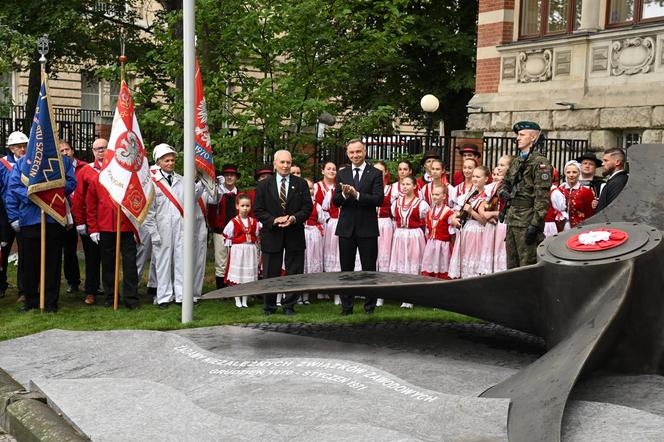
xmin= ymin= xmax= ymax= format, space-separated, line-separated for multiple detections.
xmin=1 ymin=325 xmax=663 ymax=441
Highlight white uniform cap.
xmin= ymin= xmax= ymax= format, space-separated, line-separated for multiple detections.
xmin=7 ymin=131 xmax=29 ymax=146
xmin=153 ymin=143 xmax=177 ymax=162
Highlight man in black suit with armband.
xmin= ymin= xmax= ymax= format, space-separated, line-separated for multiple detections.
xmin=254 ymin=149 xmax=313 ymax=316
xmin=333 ymin=139 xmax=384 ymax=315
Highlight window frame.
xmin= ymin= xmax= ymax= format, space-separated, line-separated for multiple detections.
xmin=606 ymin=0 xmax=664 ymax=27
xmin=519 ymin=0 xmax=580 ymax=40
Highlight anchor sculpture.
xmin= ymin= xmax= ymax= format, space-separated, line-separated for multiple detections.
xmin=203 ymin=144 xmax=664 ymax=442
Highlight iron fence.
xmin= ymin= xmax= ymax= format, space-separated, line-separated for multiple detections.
xmin=483 ymin=136 xmax=589 ymax=176
xmin=0 ymin=117 xmax=96 ymax=160
xmin=315 ymin=133 xmax=455 ymax=178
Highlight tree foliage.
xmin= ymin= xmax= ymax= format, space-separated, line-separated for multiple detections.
xmin=144 ymin=0 xmax=476 ymax=174
xmin=0 ymin=0 xmax=155 ymax=114
xmin=1 ymin=0 xmax=477 ymax=176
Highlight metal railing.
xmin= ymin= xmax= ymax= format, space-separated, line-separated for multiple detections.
xmin=483 ymin=136 xmax=589 ymax=175
xmin=315 ymin=133 xmax=455 ymax=176
xmin=0 ymin=117 xmax=97 ymax=160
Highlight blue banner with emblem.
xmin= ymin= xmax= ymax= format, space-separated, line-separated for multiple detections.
xmin=20 ymin=71 xmax=67 ymax=226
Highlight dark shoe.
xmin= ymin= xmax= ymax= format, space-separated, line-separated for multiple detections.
xmin=283 ymin=308 xmax=296 ymax=316
xmin=216 ymin=277 xmax=225 ymax=290
xmin=45 ymin=305 xmax=58 ymax=313
xmin=104 ymin=299 xmax=113 ymax=308
xmin=125 ymin=302 xmax=139 ymax=310
xmin=147 ymin=287 xmax=157 ymax=296
xmin=264 ymin=310 xmax=275 ymax=316
xmin=340 ymin=310 xmax=353 ymax=316
xmin=175 ymin=301 xmax=182 ymax=306
xmin=365 ymin=308 xmax=374 ymax=315
xmin=67 ymin=284 xmax=79 ymax=294
xmin=18 ymin=304 xmax=36 ymax=313
xmin=84 ymin=294 xmax=96 ymax=305
xmin=158 ymin=302 xmax=171 ymax=310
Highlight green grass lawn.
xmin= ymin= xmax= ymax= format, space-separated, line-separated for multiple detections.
xmin=0 ymin=255 xmax=478 ymax=341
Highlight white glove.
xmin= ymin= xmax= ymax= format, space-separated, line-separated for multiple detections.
xmin=90 ymin=232 xmax=100 ymax=244
xmin=217 ymin=175 xmax=225 ymax=186
xmin=10 ymin=221 xmax=19 ymax=232
xmin=0 ymin=242 xmax=6 ymax=248
xmin=151 ymin=236 xmax=162 ymax=247
xmin=76 ymin=224 xmax=87 ymax=235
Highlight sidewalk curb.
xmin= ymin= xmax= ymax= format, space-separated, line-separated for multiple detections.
xmin=0 ymin=368 xmax=88 ymax=441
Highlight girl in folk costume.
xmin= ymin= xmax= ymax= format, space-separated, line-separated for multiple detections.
xmin=449 ymin=166 xmax=490 ymax=279
xmin=223 ymin=194 xmax=262 ymax=308
xmin=389 ymin=176 xmax=430 ymax=308
xmin=544 ymin=167 xmax=562 ymax=237
xmin=373 ymin=161 xmax=393 ymax=307
xmin=552 ymin=161 xmax=596 ymax=231
xmin=421 ymin=184 xmax=454 ymax=279
xmin=419 ymin=159 xmax=451 ymax=207
xmin=318 ymin=162 xmax=343 ymax=303
xmin=390 ymin=160 xmax=416 ymax=204
xmin=479 ymin=156 xmax=513 ymax=274
xmin=302 ymin=178 xmax=329 ymax=304
xmin=448 ymin=158 xmax=478 ymax=210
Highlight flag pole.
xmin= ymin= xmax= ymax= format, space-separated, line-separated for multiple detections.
xmin=38 ymin=41 xmax=47 ymax=313
xmin=113 ymin=41 xmax=128 ymax=311
xmin=182 ymin=0 xmax=195 ymax=323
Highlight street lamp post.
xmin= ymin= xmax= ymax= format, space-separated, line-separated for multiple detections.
xmin=420 ymin=94 xmax=439 ymax=152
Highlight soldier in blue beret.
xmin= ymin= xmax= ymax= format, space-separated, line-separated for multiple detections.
xmin=500 ymin=121 xmax=552 ymax=268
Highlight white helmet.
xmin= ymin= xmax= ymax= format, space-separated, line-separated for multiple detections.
xmin=152 ymin=143 xmax=177 ymax=162
xmin=7 ymin=131 xmax=29 ymax=147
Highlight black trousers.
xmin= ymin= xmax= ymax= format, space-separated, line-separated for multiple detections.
xmin=99 ymin=232 xmax=138 ymax=306
xmin=22 ymin=223 xmax=65 ymax=309
xmin=62 ymin=227 xmax=80 ymax=286
xmin=0 ymin=228 xmax=23 ymax=294
xmin=338 ymin=235 xmax=378 ymax=312
xmin=80 ymin=233 xmax=101 ymax=294
xmin=262 ymin=249 xmax=304 ymax=312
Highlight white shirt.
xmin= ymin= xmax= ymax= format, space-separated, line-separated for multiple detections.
xmin=345 ymin=162 xmax=367 ymax=200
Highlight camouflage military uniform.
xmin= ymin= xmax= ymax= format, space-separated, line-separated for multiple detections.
xmin=503 ymin=151 xmax=552 ymax=268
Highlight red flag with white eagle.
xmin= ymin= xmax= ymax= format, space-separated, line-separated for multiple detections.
xmin=195 ymin=57 xmax=216 ymax=195
xmin=99 ymin=80 xmax=154 ymax=228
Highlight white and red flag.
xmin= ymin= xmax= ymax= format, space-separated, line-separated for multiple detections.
xmin=194 ymin=57 xmax=216 ymax=195
xmin=99 ymin=80 xmax=154 ymax=228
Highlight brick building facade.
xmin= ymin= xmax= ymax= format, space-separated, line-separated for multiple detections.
xmin=468 ymin=0 xmax=664 ymax=150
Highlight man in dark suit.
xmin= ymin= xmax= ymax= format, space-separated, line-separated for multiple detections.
xmin=332 ymin=139 xmax=384 ymax=315
xmin=596 ymin=147 xmax=628 ymax=212
xmin=254 ymin=149 xmax=313 ymax=315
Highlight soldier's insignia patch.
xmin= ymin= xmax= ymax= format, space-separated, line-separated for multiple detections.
xmin=541 ymin=173 xmax=550 ymax=180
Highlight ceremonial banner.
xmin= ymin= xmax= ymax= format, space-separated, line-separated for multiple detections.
xmin=20 ymin=72 xmax=67 ymax=226
xmin=194 ymin=57 xmax=216 ymax=195
xmin=99 ymin=80 xmax=154 ymax=227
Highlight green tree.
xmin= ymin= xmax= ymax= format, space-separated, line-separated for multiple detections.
xmin=118 ymin=0 xmax=477 ymax=177
xmin=0 ymin=0 xmax=154 ymax=114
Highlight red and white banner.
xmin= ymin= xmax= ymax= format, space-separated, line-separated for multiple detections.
xmin=99 ymin=80 xmax=154 ymax=228
xmin=194 ymin=57 xmax=216 ymax=196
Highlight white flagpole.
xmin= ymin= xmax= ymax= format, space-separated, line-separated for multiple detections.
xmin=182 ymin=0 xmax=196 ymax=323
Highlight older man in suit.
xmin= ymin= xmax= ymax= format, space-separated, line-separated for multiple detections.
xmin=254 ymin=149 xmax=313 ymax=315
xmin=333 ymin=139 xmax=384 ymax=315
